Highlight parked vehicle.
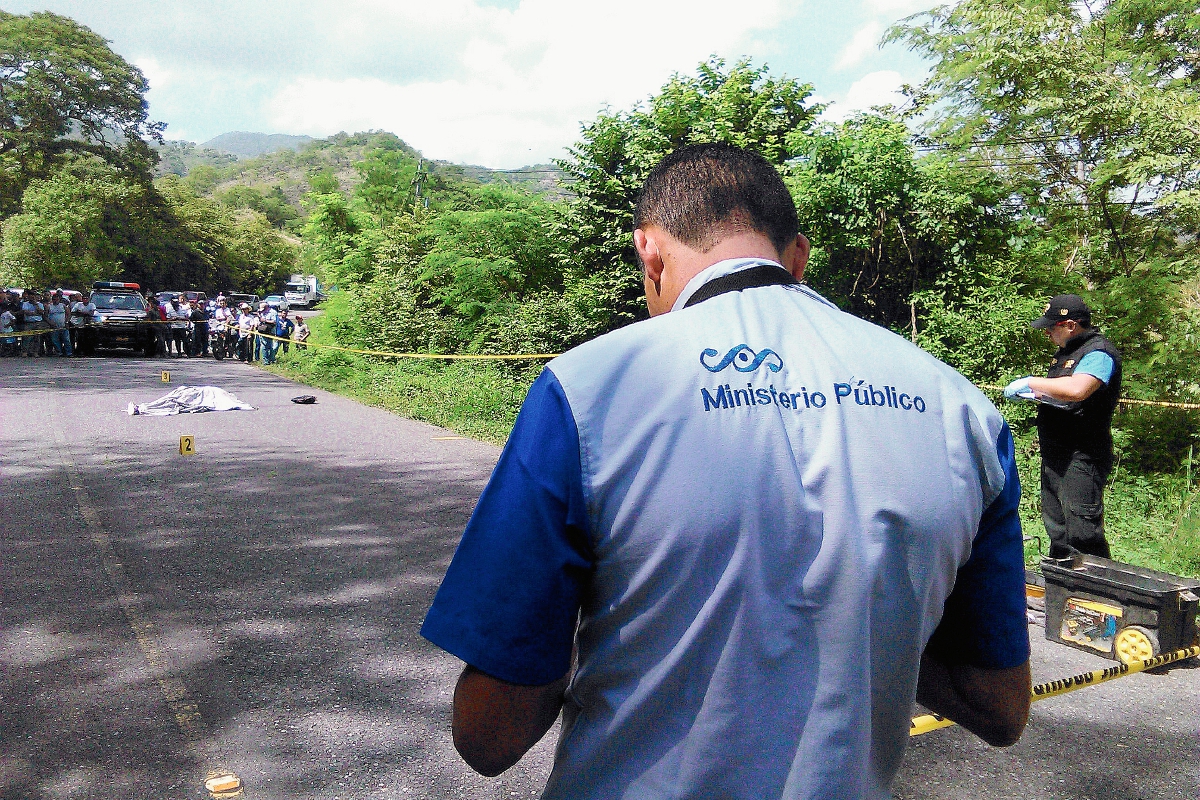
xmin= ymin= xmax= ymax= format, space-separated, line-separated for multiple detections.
xmin=227 ymin=293 xmax=259 ymax=309
xmin=88 ymin=281 xmax=157 ymax=356
xmin=264 ymin=295 xmax=289 ymax=312
xmin=48 ymin=288 xmax=85 ymax=304
xmin=284 ymin=275 xmax=321 ymax=309
xmin=156 ymin=290 xmax=208 ymax=306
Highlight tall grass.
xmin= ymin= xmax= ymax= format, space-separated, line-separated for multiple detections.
xmin=268 ymin=308 xmax=541 ymax=444
xmin=1015 ymin=433 xmax=1199 ymax=577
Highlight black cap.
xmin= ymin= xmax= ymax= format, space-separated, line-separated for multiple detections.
xmin=1032 ymin=294 xmax=1091 ymax=329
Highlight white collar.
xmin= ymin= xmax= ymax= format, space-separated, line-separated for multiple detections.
xmin=671 ymin=258 xmax=789 ymax=312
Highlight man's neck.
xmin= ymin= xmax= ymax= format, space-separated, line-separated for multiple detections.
xmin=666 ymin=234 xmax=782 ymax=289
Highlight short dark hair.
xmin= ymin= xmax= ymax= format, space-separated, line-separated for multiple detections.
xmin=634 ymin=143 xmax=799 ymax=255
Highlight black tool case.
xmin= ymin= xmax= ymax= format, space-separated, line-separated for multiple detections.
xmin=1042 ymin=555 xmax=1200 ymax=662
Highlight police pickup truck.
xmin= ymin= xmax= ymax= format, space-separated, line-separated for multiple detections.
xmin=88 ymin=281 xmax=157 ymax=356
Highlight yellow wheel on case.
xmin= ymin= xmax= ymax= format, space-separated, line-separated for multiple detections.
xmin=1114 ymin=625 xmax=1157 ymax=665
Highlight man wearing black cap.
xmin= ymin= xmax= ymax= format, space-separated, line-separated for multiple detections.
xmin=1004 ymin=294 xmax=1121 ymax=558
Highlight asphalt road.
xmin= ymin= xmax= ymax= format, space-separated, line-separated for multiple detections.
xmin=2 ymin=355 xmax=1197 ymax=800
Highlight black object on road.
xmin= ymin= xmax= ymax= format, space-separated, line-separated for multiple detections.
xmin=291 ymin=395 xmax=317 ymax=404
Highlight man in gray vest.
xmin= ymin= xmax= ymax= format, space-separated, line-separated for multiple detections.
xmin=1005 ymin=295 xmax=1121 ymax=558
xmin=424 ymin=144 xmax=1031 ymax=799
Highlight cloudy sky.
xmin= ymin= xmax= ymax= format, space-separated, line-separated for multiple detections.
xmin=6 ymin=0 xmax=935 ymax=168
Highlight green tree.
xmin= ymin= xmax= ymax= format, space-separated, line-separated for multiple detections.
xmin=0 ymin=164 xmax=139 ymax=287
xmin=789 ymin=115 xmax=1013 ymax=337
xmin=335 ymin=187 xmax=570 ymax=354
xmin=151 ymin=176 xmax=241 ymax=290
xmin=355 ymin=145 xmax=419 ymax=220
xmin=151 ymin=177 xmax=298 ymax=294
xmin=0 ymin=11 xmax=163 ymax=217
xmin=556 ymin=58 xmax=822 ymax=328
xmin=418 ymin=204 xmax=559 ymax=332
xmin=181 ymin=164 xmax=226 ymax=196
xmin=307 ymin=169 xmax=340 ymax=195
xmin=0 ymin=164 xmax=297 ymax=293
xmin=218 ymin=184 xmax=299 ymax=229
xmin=889 ymin=0 xmax=1200 ymax=398
xmin=225 ymin=212 xmax=297 ymax=296
xmin=300 ymin=191 xmax=380 ymax=286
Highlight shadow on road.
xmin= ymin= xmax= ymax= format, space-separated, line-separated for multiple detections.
xmin=896 ymin=709 xmax=1197 ymax=800
xmin=3 ymin=357 xmax=1195 ymax=800
xmin=1 ymin=433 xmax=552 ymax=799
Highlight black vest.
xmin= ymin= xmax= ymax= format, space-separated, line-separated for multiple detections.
xmin=1036 ymin=329 xmax=1122 ymax=465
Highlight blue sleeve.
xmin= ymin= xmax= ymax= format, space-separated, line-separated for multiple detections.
xmin=421 ymin=368 xmax=591 ymax=685
xmin=925 ymin=422 xmax=1031 ymax=669
xmin=1075 ymin=351 xmax=1114 ymax=385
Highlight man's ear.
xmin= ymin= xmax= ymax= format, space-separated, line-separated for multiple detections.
xmin=784 ymin=233 xmax=810 ymax=281
xmin=634 ymin=228 xmax=665 ymax=284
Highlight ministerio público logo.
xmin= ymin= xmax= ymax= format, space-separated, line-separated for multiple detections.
xmin=700 ymin=344 xmax=784 ymax=373
xmin=697 ymin=345 xmax=927 ymax=416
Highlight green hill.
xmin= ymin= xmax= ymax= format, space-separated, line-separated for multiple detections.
xmin=153 ymin=130 xmax=569 ymax=232
xmin=202 ymin=131 xmax=314 ymax=158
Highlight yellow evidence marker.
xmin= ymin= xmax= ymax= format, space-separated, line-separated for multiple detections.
xmin=179 ymin=435 xmax=195 ymax=456
xmin=161 ymin=370 xmax=171 ymax=382
xmin=204 ymin=771 xmax=243 ymax=797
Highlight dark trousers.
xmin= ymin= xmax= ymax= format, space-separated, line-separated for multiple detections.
xmin=21 ymin=323 xmax=46 ymax=356
xmin=1041 ymin=449 xmax=1111 ymax=559
xmin=152 ymin=325 xmax=169 ymax=356
xmin=71 ymin=327 xmax=92 ymax=356
xmin=191 ymin=322 xmax=208 ymax=356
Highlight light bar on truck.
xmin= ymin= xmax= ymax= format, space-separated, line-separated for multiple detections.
xmin=92 ymin=281 xmax=141 ymax=291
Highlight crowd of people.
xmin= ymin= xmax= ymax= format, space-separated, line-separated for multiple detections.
xmin=212 ymin=296 xmax=310 ymax=364
xmin=0 ymin=289 xmax=310 ymax=360
xmin=1 ymin=288 xmax=90 ymax=357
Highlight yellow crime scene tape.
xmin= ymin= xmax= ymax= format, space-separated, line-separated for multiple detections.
xmin=12 ymin=320 xmax=1200 ymax=406
xmin=3 ymin=318 xmax=185 ymax=338
xmin=247 ymin=333 xmax=1200 ymax=404
xmin=978 ymin=384 xmax=1200 ymax=411
xmin=909 ymin=645 xmax=1200 ymax=737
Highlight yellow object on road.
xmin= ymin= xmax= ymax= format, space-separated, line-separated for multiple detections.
xmin=204 ymin=771 xmax=243 ymax=797
xmin=910 ymin=645 xmax=1200 ymax=737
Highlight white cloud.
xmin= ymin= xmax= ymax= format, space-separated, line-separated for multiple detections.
xmin=261 ymin=0 xmax=788 ymax=167
xmin=11 ymin=0 xmax=943 ymax=166
xmin=834 ymin=21 xmax=884 ymax=70
xmin=822 ymin=70 xmax=906 ymax=121
xmin=862 ymin=0 xmax=930 ymax=14
xmin=134 ymin=57 xmax=173 ymax=91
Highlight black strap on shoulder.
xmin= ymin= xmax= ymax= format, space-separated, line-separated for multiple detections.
xmin=683 ymin=264 xmax=799 ymax=309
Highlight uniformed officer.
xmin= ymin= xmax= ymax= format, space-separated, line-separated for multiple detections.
xmin=423 ymin=144 xmax=1031 ymax=800
xmin=1004 ymin=294 xmax=1121 ymax=558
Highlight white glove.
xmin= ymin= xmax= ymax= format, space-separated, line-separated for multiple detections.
xmin=1003 ymin=377 xmax=1033 ymax=400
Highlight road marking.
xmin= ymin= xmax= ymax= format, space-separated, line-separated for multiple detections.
xmin=51 ymin=427 xmax=237 ymax=795
xmin=431 ymin=436 xmax=465 ymax=440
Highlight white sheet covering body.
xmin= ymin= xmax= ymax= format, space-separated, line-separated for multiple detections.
xmin=127 ymin=386 xmax=255 ymax=416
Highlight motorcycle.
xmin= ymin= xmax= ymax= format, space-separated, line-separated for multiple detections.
xmin=210 ymin=321 xmax=237 ymax=360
